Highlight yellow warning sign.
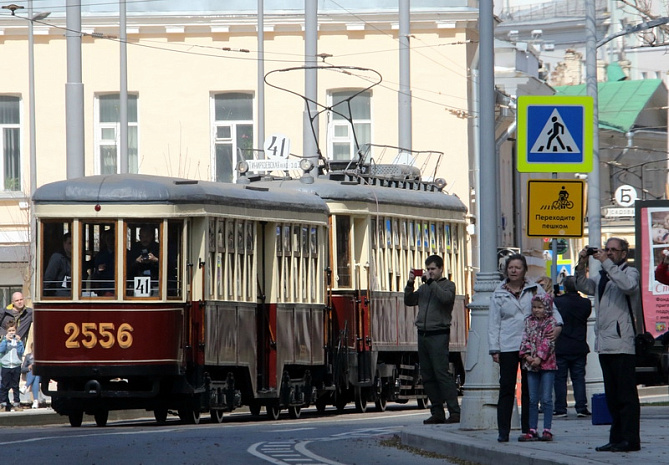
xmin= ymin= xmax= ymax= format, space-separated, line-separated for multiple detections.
xmin=527 ymin=179 xmax=585 ymax=237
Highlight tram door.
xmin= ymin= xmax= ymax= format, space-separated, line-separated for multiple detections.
xmin=256 ymin=221 xmax=274 ymax=391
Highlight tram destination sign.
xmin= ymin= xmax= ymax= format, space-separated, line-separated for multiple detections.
xmin=526 ymin=179 xmax=585 ymax=237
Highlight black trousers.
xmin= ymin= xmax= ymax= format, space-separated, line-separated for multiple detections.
xmin=497 ymin=351 xmax=529 ymax=436
xmin=599 ymin=353 xmax=640 ymax=446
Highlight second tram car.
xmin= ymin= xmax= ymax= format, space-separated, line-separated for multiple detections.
xmin=33 ymin=168 xmax=469 ymax=426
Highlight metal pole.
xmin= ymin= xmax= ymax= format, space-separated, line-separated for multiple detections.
xmin=460 ymin=0 xmax=499 ymax=430
xmin=584 ymin=0 xmax=605 ymax=401
xmin=28 ymin=0 xmax=36 ymax=195
xmin=66 ymin=0 xmax=84 ymax=179
xmin=398 ymin=0 xmax=412 ymax=152
xmin=119 ymin=0 xmax=128 ymax=173
xmin=303 ymin=1 xmax=318 ymax=173
xmin=257 ymin=0 xmax=265 ymax=154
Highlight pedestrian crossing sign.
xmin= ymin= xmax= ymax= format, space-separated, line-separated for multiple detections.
xmin=517 ymin=96 xmax=593 ymax=173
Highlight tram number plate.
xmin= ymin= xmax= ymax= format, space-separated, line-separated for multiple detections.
xmin=134 ymin=276 xmax=151 ymax=297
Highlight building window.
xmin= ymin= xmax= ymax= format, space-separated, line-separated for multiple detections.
xmin=0 ymin=96 xmax=21 ymax=191
xmin=213 ymin=93 xmax=254 ymax=183
xmin=95 ymin=94 xmax=139 ymax=174
xmin=328 ymin=90 xmax=371 ymax=161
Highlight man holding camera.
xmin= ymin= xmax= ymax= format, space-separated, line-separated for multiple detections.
xmin=404 ymin=254 xmax=460 ymax=424
xmin=575 ymin=238 xmax=641 ymax=452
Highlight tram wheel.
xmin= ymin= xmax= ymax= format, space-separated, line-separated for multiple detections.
xmin=249 ymin=402 xmax=261 ymax=416
xmin=94 ymin=410 xmax=109 ymax=427
xmin=374 ymin=394 xmax=387 ymax=412
xmin=154 ymin=408 xmax=168 ymax=424
xmin=68 ymin=410 xmax=84 ymax=427
xmin=288 ymin=406 xmax=301 ymax=419
xmin=211 ymin=409 xmax=224 ymax=424
xmin=417 ymin=396 xmax=429 ymax=409
xmin=267 ymin=404 xmax=281 ymax=420
xmin=315 ymin=397 xmax=327 ymax=414
xmin=354 ymin=387 xmax=368 ymax=413
xmin=178 ymin=408 xmax=201 ymax=425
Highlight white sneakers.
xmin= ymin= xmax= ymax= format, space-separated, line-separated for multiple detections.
xmin=31 ymin=400 xmax=39 ymax=409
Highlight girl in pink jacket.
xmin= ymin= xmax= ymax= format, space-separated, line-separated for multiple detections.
xmin=518 ymin=294 xmax=558 ymax=442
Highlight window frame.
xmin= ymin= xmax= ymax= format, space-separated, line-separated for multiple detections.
xmin=0 ymin=95 xmax=22 ymax=192
xmin=212 ymin=92 xmax=255 ymax=183
xmin=93 ymin=93 xmax=139 ymax=175
xmin=327 ymin=89 xmax=372 ymax=162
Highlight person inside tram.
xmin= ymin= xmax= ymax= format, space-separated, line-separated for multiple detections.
xmin=92 ymin=228 xmax=116 ymax=296
xmin=128 ymin=225 xmax=160 ymax=281
xmin=44 ymin=232 xmax=73 ymax=297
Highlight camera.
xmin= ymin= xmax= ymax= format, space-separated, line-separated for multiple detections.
xmin=586 ymin=247 xmax=598 ymax=256
xmin=141 ymin=249 xmax=149 ymax=260
xmin=413 ymin=269 xmax=423 ymax=277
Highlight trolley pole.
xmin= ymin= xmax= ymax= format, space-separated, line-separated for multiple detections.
xmin=460 ymin=0 xmax=499 ymax=430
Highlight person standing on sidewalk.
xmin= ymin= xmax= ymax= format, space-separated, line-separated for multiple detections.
xmin=518 ymin=294 xmax=558 ymax=442
xmin=0 ymin=292 xmax=33 ymax=342
xmin=553 ymin=276 xmax=591 ymax=418
xmin=404 ymin=254 xmax=460 ymax=424
xmin=488 ymin=254 xmax=563 ymax=443
xmin=575 ymin=238 xmax=641 ymax=452
xmin=0 ymin=320 xmax=24 ymax=411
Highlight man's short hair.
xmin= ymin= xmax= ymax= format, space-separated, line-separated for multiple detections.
xmin=425 ymin=254 xmax=444 ymax=269
xmin=562 ymin=276 xmax=577 ymax=294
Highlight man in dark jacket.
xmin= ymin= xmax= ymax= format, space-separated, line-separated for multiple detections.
xmin=0 ymin=292 xmax=33 ymax=341
xmin=404 ymin=254 xmax=459 ymax=424
xmin=553 ymin=276 xmax=591 ymax=418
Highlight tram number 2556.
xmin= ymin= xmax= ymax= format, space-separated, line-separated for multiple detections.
xmin=64 ymin=322 xmax=134 ymax=349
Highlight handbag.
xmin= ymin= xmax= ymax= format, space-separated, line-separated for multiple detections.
xmin=624 ymin=294 xmax=653 ymax=355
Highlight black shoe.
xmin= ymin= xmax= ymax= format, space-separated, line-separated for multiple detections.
xmin=576 ymin=409 xmax=591 ymax=417
xmin=553 ymin=411 xmax=567 ymax=418
xmin=444 ymin=414 xmax=460 ymax=424
xmin=610 ymin=441 xmax=640 ymax=452
xmin=423 ymin=416 xmax=446 ymax=424
xmin=596 ymin=442 xmax=615 ymax=452
xmin=497 ymin=434 xmax=509 ymax=443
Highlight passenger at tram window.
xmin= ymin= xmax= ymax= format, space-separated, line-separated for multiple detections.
xmin=44 ymin=233 xmax=72 ymax=297
xmin=92 ymin=228 xmax=116 ymax=296
xmin=128 ymin=225 xmax=160 ymax=280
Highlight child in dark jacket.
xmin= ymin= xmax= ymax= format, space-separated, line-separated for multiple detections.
xmin=0 ymin=320 xmax=25 ymax=411
xmin=518 ymin=294 xmax=558 ymax=442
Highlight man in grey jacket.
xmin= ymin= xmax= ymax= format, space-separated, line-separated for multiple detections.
xmin=575 ymin=237 xmax=641 ymax=452
xmin=404 ymin=254 xmax=460 ymax=424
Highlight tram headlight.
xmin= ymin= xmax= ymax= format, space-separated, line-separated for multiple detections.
xmin=434 ymin=178 xmax=447 ymax=191
xmin=237 ymin=160 xmax=250 ymax=174
xmin=299 ymin=158 xmax=314 ymax=172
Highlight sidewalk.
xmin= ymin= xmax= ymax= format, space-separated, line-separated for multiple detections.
xmin=402 ymin=391 xmax=669 ymax=465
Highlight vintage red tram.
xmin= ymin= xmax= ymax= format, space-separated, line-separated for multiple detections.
xmin=32 ymin=169 xmax=469 ymax=427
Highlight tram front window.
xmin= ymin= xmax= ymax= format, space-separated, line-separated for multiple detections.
xmin=42 ymin=222 xmax=72 ymax=298
xmin=126 ymin=223 xmax=161 ymax=297
xmin=82 ymin=223 xmax=116 ymax=298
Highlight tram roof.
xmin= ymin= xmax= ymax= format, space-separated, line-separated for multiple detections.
xmin=252 ymin=176 xmax=468 ymax=213
xmin=33 ymin=174 xmax=329 ymax=214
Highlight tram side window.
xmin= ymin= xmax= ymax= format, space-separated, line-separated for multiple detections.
xmin=126 ymin=223 xmax=161 ymax=298
xmin=42 ymin=222 xmax=72 ymax=298
xmin=82 ymin=223 xmax=116 ymax=297
xmin=336 ymin=215 xmax=351 ymax=288
xmin=167 ymin=221 xmax=183 ymax=298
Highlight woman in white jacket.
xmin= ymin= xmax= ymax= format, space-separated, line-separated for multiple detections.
xmin=488 ymin=254 xmax=562 ymax=443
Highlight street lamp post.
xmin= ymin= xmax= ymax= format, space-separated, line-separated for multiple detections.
xmin=28 ymin=2 xmax=51 ymax=196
